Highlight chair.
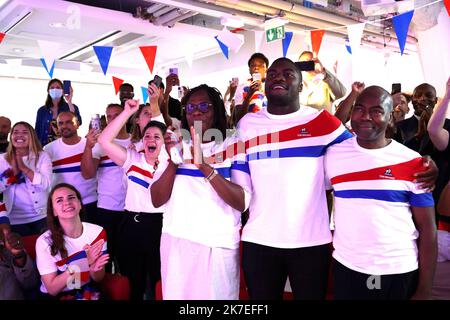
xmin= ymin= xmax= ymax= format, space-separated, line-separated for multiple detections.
xmin=100 ymin=272 xmax=130 ymax=300
xmin=21 ymin=234 xmax=130 ymax=300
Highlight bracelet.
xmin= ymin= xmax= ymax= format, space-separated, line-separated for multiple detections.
xmin=204 ymin=168 xmax=218 ymax=182
xmin=66 ymin=265 xmax=75 ymax=275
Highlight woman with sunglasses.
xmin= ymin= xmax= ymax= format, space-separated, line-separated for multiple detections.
xmin=151 ymin=84 xmax=251 ymax=299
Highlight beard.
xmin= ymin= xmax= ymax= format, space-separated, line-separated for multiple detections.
xmin=0 ymin=133 xmax=7 ymax=141
xmin=61 ymin=129 xmax=75 ymax=139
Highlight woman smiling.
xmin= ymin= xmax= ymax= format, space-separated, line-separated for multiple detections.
xmin=0 ymin=122 xmax=52 ymax=236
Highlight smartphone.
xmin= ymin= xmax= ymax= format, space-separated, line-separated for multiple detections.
xmin=178 ymin=86 xmax=184 ymax=99
xmin=63 ymin=80 xmax=71 ymax=95
xmin=391 ymin=83 xmax=401 ymax=95
xmin=252 ymin=73 xmax=261 ymax=81
xmin=295 ymin=61 xmax=315 ymax=72
xmin=153 ymin=75 xmax=162 ymax=88
xmin=169 ymin=67 xmax=178 ymax=76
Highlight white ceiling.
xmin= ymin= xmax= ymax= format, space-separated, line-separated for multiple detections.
xmin=0 ymin=0 xmax=224 ymax=77
xmin=0 ymin=0 xmax=439 ymax=81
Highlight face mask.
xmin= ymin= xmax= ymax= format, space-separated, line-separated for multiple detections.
xmin=49 ymin=88 xmax=63 ymax=100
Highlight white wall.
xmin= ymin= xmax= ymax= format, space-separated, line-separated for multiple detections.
xmin=1 ymin=20 xmax=445 ymax=136
xmin=416 ymin=7 xmax=450 ymax=97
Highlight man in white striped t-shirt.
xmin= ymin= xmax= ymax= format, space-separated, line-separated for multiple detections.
xmin=44 ymin=112 xmax=97 ymax=221
xmin=235 ymin=58 xmax=437 ymax=300
xmin=325 ymin=86 xmax=437 ymax=300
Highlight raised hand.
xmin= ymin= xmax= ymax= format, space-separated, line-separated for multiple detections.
xmin=351 ymin=81 xmax=365 ymax=94
xmin=416 ymin=107 xmax=432 ymax=138
xmin=312 ymin=58 xmax=325 ymax=75
xmin=64 ymin=85 xmax=73 ymax=104
xmin=85 ymin=128 xmax=100 ymax=149
xmin=165 ymin=74 xmax=179 ymax=94
xmin=247 ymin=80 xmax=261 ymax=97
xmin=148 ymin=83 xmax=160 ymax=102
xmin=124 ymin=99 xmax=140 ymax=114
xmin=164 ymin=125 xmax=185 ymax=165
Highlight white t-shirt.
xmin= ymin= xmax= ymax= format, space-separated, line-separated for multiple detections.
xmin=324 ymin=137 xmax=434 ymax=275
xmin=44 ymin=138 xmax=97 ymax=205
xmin=35 ymin=222 xmax=107 ymax=293
xmin=233 ymin=80 xmax=267 ymax=113
xmin=122 ymin=148 xmax=168 ymax=213
xmin=0 ymin=151 xmax=52 ymax=225
xmin=152 ymin=113 xmax=166 ymax=125
xmin=92 ymin=137 xmax=131 ymax=211
xmin=236 ymin=107 xmax=352 ymax=248
xmin=162 ymin=137 xmax=250 ymax=249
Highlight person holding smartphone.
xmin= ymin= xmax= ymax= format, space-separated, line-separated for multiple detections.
xmin=298 ymin=51 xmax=346 ymax=113
xmin=233 ymin=53 xmax=269 ymax=124
xmin=35 ymin=79 xmax=82 ymax=147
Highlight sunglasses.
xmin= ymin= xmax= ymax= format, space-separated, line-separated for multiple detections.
xmin=185 ymin=102 xmax=213 ymax=114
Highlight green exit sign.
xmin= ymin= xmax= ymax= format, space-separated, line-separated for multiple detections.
xmin=266 ymin=25 xmax=285 ymax=43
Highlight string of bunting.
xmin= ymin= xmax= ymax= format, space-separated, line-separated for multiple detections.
xmin=0 ymin=0 xmax=447 ymax=100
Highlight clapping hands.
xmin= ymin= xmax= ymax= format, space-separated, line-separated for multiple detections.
xmin=84 ymin=239 xmax=109 ymax=272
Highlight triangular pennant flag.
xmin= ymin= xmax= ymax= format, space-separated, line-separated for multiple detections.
xmin=216 ymin=27 xmax=244 ymax=53
xmin=93 ymin=46 xmax=113 ymax=75
xmin=37 ymin=40 xmax=61 ymax=75
xmin=310 ymin=29 xmax=326 ymax=56
xmin=0 ymin=33 xmax=5 ymax=45
xmin=304 ymin=32 xmax=311 ymax=52
xmin=40 ymin=58 xmax=55 ymax=78
xmin=345 ymin=44 xmax=352 ymax=54
xmin=282 ymin=31 xmax=293 ymax=57
xmin=112 ymin=76 xmax=124 ymax=95
xmin=185 ymin=50 xmax=193 ymax=68
xmin=254 ymin=30 xmax=264 ymax=52
xmin=233 ymin=33 xmax=245 ymax=53
xmin=347 ymin=23 xmax=365 ymax=55
xmin=183 ymin=41 xmax=195 ymax=67
xmin=141 ymin=86 xmax=149 ymax=104
xmin=444 ymin=0 xmax=450 ymax=16
xmin=140 ymin=46 xmax=157 ymax=74
xmin=215 ymin=36 xmax=229 ymax=59
xmin=392 ymin=10 xmax=414 ymax=55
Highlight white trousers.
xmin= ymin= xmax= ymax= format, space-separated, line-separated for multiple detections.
xmin=160 ymin=233 xmax=239 ymax=300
